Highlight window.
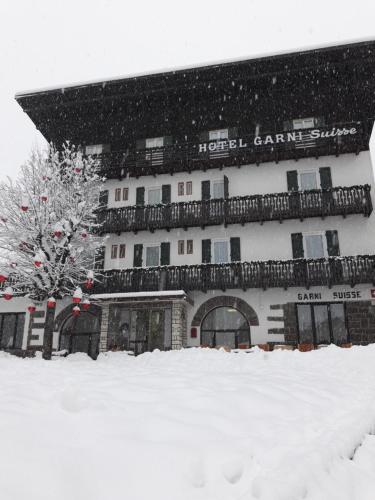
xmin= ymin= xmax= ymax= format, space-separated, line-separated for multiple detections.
xmin=178 ymin=182 xmax=184 ymax=196
xmin=146 ymin=137 xmax=164 ymax=149
xmin=85 ymin=144 xmax=104 ymax=155
xmin=304 ymin=234 xmax=325 ymax=259
xmin=293 ymin=117 xmax=315 ymax=130
xmin=186 ymin=181 xmax=192 ymax=195
xmin=213 ymin=240 xmax=229 ymax=264
xmin=119 ymin=244 xmax=126 ymax=259
xmin=178 ymin=240 xmax=185 ymax=255
xmin=0 ymin=313 xmax=25 ymax=350
xmin=299 ymin=171 xmax=318 ymax=190
xmin=209 ymin=129 xmax=228 ymax=141
xmin=296 ymin=303 xmax=347 ymax=345
xmin=111 ymin=245 xmax=118 ymax=259
xmin=122 ymin=188 xmax=129 ymax=201
xmin=212 ymin=180 xmax=225 ymax=199
xmin=148 ymin=187 xmax=161 ymax=205
xmin=146 ymin=245 xmax=160 ymax=267
xmin=187 ymin=240 xmax=193 ymax=254
xmin=201 ymin=306 xmax=250 ymax=349
xmin=114 ymin=188 xmax=121 ymax=202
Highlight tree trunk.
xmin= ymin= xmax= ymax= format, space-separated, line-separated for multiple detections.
xmin=43 ymin=306 xmax=56 ymax=360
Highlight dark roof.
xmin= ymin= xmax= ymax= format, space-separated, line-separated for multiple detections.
xmin=15 ymin=39 xmax=375 ymax=146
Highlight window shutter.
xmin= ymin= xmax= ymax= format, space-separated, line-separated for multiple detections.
xmin=136 ymin=139 xmax=146 ymax=150
xmin=162 ymin=184 xmax=171 ymax=204
xmin=164 ymin=136 xmax=173 ymax=146
xmin=202 ymin=239 xmax=211 ymax=263
xmin=201 ymin=180 xmax=211 ymax=200
xmin=319 ymin=167 xmax=332 ymax=190
xmin=315 ymin=116 xmax=325 ymax=127
xmin=133 ymin=244 xmax=143 ymax=267
xmin=160 ymin=242 xmax=170 ymax=266
xmin=98 ymin=189 xmax=108 ymax=208
xmin=230 ymin=237 xmax=241 ymax=262
xmin=136 ymin=187 xmax=145 ymax=206
xmin=228 ymin=127 xmax=238 ymax=139
xmin=283 ymin=120 xmax=293 ymax=131
xmin=326 ymin=230 xmax=340 ymax=256
xmin=199 ymin=131 xmax=210 ymax=142
xmin=287 ymin=171 xmax=299 ymax=192
xmin=94 ymin=246 xmax=106 ymax=270
xmin=223 ymin=175 xmax=229 ymax=199
xmin=291 ymin=233 xmax=304 ymax=259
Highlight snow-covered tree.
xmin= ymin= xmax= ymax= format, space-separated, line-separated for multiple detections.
xmin=0 ymin=143 xmax=105 ymax=359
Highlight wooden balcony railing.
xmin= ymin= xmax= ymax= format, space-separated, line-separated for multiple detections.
xmin=93 ymin=255 xmax=375 ymax=294
xmin=97 ymin=185 xmax=372 ymax=234
xmin=93 ymin=121 xmax=368 ymax=179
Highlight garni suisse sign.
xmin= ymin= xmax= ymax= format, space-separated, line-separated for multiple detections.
xmin=198 ymin=126 xmax=357 ymax=153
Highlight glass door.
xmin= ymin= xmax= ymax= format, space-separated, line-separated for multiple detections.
xmin=296 ymin=303 xmax=348 ymax=345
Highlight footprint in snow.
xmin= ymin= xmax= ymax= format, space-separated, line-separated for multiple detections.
xmin=222 ymin=458 xmax=244 ymax=484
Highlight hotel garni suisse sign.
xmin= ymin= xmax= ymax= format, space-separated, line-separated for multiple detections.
xmin=198 ymin=126 xmax=358 ymax=153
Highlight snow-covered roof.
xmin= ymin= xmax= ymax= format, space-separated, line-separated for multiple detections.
xmin=15 ymin=38 xmax=375 ymax=99
xmin=91 ymin=290 xmax=187 ymax=300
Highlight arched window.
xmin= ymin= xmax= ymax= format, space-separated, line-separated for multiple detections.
xmin=59 ymin=312 xmax=100 ymax=358
xmin=201 ymin=306 xmax=250 ymax=349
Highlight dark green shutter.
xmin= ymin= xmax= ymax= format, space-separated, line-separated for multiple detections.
xmin=228 ymin=127 xmax=238 ymax=139
xmin=199 ymin=131 xmax=210 ymax=142
xmin=291 ymin=233 xmax=304 ymax=259
xmin=133 ymin=244 xmax=143 ymax=267
xmin=326 ymin=230 xmax=340 ymax=256
xmin=94 ymin=246 xmax=106 ymax=270
xmin=283 ymin=120 xmax=293 ymax=131
xmin=201 ymin=180 xmax=211 ymax=200
xmin=164 ymin=136 xmax=173 ymax=146
xmin=136 ymin=139 xmax=146 ymax=150
xmin=319 ymin=167 xmax=332 ymax=189
xmin=162 ymin=185 xmax=171 ymax=204
xmin=99 ymin=189 xmax=108 ymax=208
xmin=230 ymin=237 xmax=241 ymax=262
xmin=202 ymin=239 xmax=211 ymax=263
xmin=160 ymin=242 xmax=170 ymax=266
xmin=287 ymin=171 xmax=299 ymax=192
xmin=224 ymin=175 xmax=229 ymax=199
xmin=136 ymin=187 xmax=145 ymax=206
xmin=315 ymin=116 xmax=325 ymax=127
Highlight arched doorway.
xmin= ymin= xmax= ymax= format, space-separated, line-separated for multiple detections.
xmin=201 ymin=306 xmax=250 ymax=349
xmin=59 ymin=311 xmax=101 ymax=359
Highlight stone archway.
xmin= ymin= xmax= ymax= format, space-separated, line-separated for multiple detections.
xmin=191 ymin=295 xmax=259 ymax=328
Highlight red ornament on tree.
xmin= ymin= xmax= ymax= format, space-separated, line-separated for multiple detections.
xmin=0 ymin=273 xmax=8 ymax=283
xmin=47 ymin=297 xmax=56 ymax=309
xmin=3 ymin=287 xmax=13 ymax=300
xmin=74 ymin=167 xmax=81 ymax=174
xmin=72 ymin=305 xmax=81 ymax=316
xmin=53 ymin=223 xmax=63 ymax=238
xmin=82 ymin=298 xmax=90 ymax=311
xmin=28 ymin=304 xmax=36 ymax=313
xmin=41 ymin=193 xmax=48 ymax=202
xmin=81 ymin=230 xmax=88 ymax=239
xmin=21 ymin=204 xmax=28 ymax=212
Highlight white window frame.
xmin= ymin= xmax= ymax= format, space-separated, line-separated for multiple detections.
xmin=145 ymin=137 xmax=164 ymax=149
xmin=145 ymin=244 xmax=160 ymax=267
xmin=186 ymin=181 xmax=193 ymax=196
xmin=293 ymin=117 xmax=315 ymax=130
xmin=212 ymin=238 xmax=230 ymax=264
xmin=298 ymin=169 xmax=319 ymax=191
xmin=85 ymin=144 xmax=104 ymax=155
xmin=114 ymin=188 xmax=121 ymax=202
xmin=147 ymin=186 xmax=162 ymax=205
xmin=302 ymin=231 xmax=328 ymax=259
xmin=209 ymin=129 xmax=229 ymax=141
xmin=212 ymin=179 xmax=225 ymax=199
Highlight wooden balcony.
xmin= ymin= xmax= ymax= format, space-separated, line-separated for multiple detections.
xmin=93 ymin=255 xmax=375 ymax=294
xmin=95 ymin=121 xmax=368 ymax=179
xmin=98 ymin=185 xmax=372 ymax=234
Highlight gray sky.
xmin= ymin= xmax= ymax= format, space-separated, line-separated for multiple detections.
xmin=1 ymin=0 xmax=375 ymax=180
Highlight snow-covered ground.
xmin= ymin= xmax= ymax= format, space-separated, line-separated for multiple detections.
xmin=1 ymin=346 xmax=375 ymax=500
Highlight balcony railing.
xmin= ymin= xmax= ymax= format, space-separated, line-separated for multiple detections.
xmin=98 ymin=185 xmax=372 ymax=234
xmin=94 ymin=121 xmax=368 ymax=179
xmin=93 ymin=255 xmax=375 ymax=294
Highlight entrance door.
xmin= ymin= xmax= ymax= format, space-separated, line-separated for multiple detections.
xmin=59 ymin=312 xmax=100 ymax=359
xmin=201 ymin=306 xmax=250 ymax=349
xmin=296 ymin=302 xmax=348 ymax=345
